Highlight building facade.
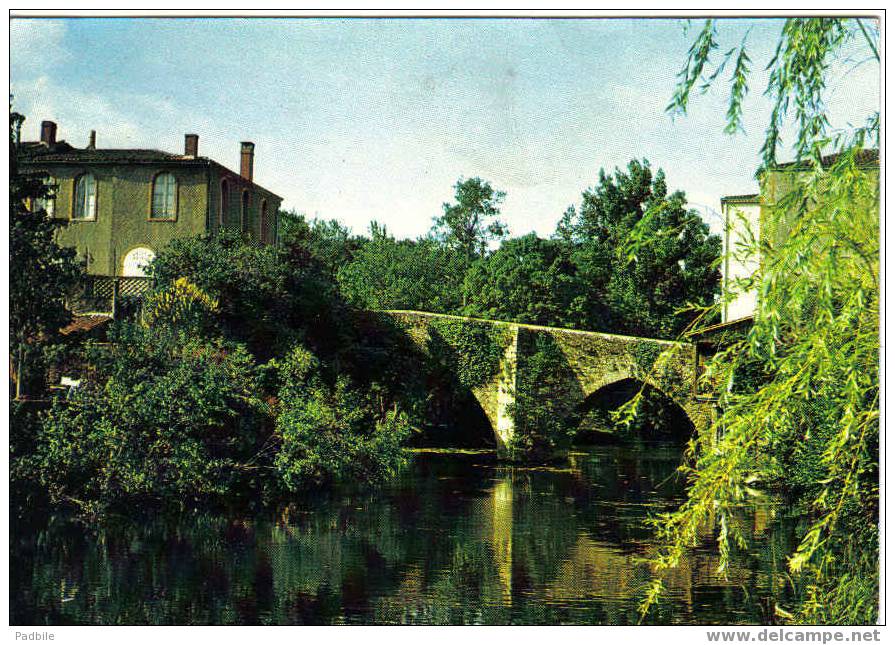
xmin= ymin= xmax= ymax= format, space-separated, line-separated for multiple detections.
xmin=18 ymin=121 xmax=283 ymax=278
xmin=720 ymin=150 xmax=879 ymax=324
xmin=719 ymin=194 xmax=761 ymax=323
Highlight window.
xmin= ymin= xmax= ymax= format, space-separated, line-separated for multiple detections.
xmin=241 ymin=190 xmax=250 ymax=234
xmin=151 ymin=173 xmax=177 ymax=219
xmin=260 ymin=199 xmax=269 ymax=243
xmin=220 ymin=179 xmax=229 ymax=227
xmin=73 ymin=173 xmax=97 ymax=220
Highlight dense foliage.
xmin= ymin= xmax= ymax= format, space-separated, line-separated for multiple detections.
xmin=462 ymin=234 xmax=584 ymax=327
xmin=279 ymin=210 xmax=363 ymax=280
xmin=149 ymin=229 xmax=344 ymax=360
xmin=510 ymin=334 xmax=579 ymax=460
xmin=340 ymin=164 xmax=720 ymax=341
xmin=637 ymin=17 xmax=880 ymax=625
xmin=558 ymin=160 xmax=721 ymax=337
xmin=428 ymin=319 xmax=511 ymax=390
xmin=338 ymin=232 xmax=466 ymax=312
xmin=9 ymin=110 xmax=82 ymax=398
xmin=273 ymin=346 xmax=410 ymax=490
xmin=27 ymin=325 xmax=268 ymax=514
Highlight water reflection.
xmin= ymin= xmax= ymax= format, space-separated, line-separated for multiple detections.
xmin=11 ymin=443 xmax=792 ymax=625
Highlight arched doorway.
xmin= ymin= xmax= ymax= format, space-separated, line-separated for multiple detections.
xmin=121 ymin=247 xmax=156 ymax=278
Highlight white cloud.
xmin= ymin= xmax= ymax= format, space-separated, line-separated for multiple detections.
xmin=12 ymin=75 xmax=143 ymax=145
xmin=10 ymin=19 xmax=70 ymax=77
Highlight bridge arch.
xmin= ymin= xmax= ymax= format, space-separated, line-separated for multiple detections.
xmin=414 ymin=372 xmax=497 ymax=448
xmin=574 ymin=376 xmax=696 ymax=442
xmin=579 ymin=369 xmax=694 ymax=423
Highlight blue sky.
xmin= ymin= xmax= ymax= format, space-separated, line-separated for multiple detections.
xmin=10 ymin=17 xmax=879 ymax=238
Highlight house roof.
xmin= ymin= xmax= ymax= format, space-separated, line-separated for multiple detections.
xmin=771 ymin=148 xmax=879 ymax=171
xmin=18 ymin=140 xmax=283 ymax=200
xmin=687 ymin=314 xmax=754 ymax=341
xmin=722 ymin=149 xmax=878 ymax=204
xmin=59 ymin=314 xmax=113 ymax=337
xmin=721 ymin=193 xmax=760 ymax=204
xmin=19 ymin=143 xmax=205 ymax=165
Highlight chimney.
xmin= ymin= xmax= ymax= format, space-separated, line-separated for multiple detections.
xmin=184 ymin=133 xmax=199 ymax=157
xmin=40 ymin=120 xmax=57 ymax=146
xmin=240 ymin=142 xmax=254 ymax=182
xmin=88 ymin=130 xmax=96 ymax=149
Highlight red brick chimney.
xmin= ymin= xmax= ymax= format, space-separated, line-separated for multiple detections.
xmin=240 ymin=142 xmax=254 ymax=182
xmin=40 ymin=121 xmax=57 ymax=146
xmin=184 ymin=134 xmax=199 ymax=157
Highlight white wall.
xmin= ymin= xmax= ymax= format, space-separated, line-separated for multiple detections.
xmin=721 ymin=201 xmax=761 ymax=323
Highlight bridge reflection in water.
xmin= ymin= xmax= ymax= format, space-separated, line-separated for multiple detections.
xmin=11 ymin=445 xmax=792 ymax=625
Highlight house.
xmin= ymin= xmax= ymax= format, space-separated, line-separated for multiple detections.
xmin=719 ymin=193 xmax=761 ymax=324
xmin=691 ymin=150 xmax=879 ymax=399
xmin=18 ymin=120 xmax=283 ymax=279
xmin=719 ymin=149 xmax=879 ymax=325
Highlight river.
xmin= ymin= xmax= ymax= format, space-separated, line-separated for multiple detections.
xmin=10 ymin=441 xmax=794 ymax=625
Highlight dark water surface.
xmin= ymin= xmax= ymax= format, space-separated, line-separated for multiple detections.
xmin=11 ymin=443 xmax=793 ymax=625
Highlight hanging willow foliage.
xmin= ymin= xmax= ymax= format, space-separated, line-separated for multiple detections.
xmin=636 ymin=18 xmax=880 ymax=624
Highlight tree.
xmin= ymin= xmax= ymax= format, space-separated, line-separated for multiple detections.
xmin=9 ymin=110 xmax=82 ymax=398
xmin=28 ymin=324 xmax=267 ymax=513
xmin=278 ymin=209 xmax=363 ymax=280
xmin=638 ymin=18 xmax=880 ymax=624
xmin=273 ymin=345 xmax=409 ymax=490
xmin=432 ymin=177 xmax=508 ymax=263
xmin=462 ymin=233 xmax=584 ymax=328
xmin=337 ymin=229 xmax=467 ymax=313
xmin=150 ymin=229 xmax=345 ymax=360
xmin=562 ymin=160 xmax=721 ymax=338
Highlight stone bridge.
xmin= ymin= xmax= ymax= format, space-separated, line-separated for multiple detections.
xmin=379 ymin=310 xmax=714 ymax=454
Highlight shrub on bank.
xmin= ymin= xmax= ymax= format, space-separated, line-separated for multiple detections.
xmin=26 ymin=325 xmax=268 ymax=514
xmin=19 ymin=320 xmax=413 ymax=514
xmin=273 ymin=345 xmax=410 ymax=490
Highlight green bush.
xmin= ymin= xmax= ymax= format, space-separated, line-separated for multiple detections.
xmin=25 ymin=324 xmax=268 ymax=514
xmin=509 ymin=334 xmax=577 ymax=461
xmin=149 ymin=229 xmax=344 ymax=360
xmin=273 ymin=345 xmax=410 ymax=490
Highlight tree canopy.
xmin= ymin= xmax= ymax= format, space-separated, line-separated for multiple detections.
xmin=561 ymin=160 xmax=721 ymax=337
xmin=431 ymin=176 xmax=508 ymax=262
xmin=9 ymin=110 xmax=82 ymax=398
